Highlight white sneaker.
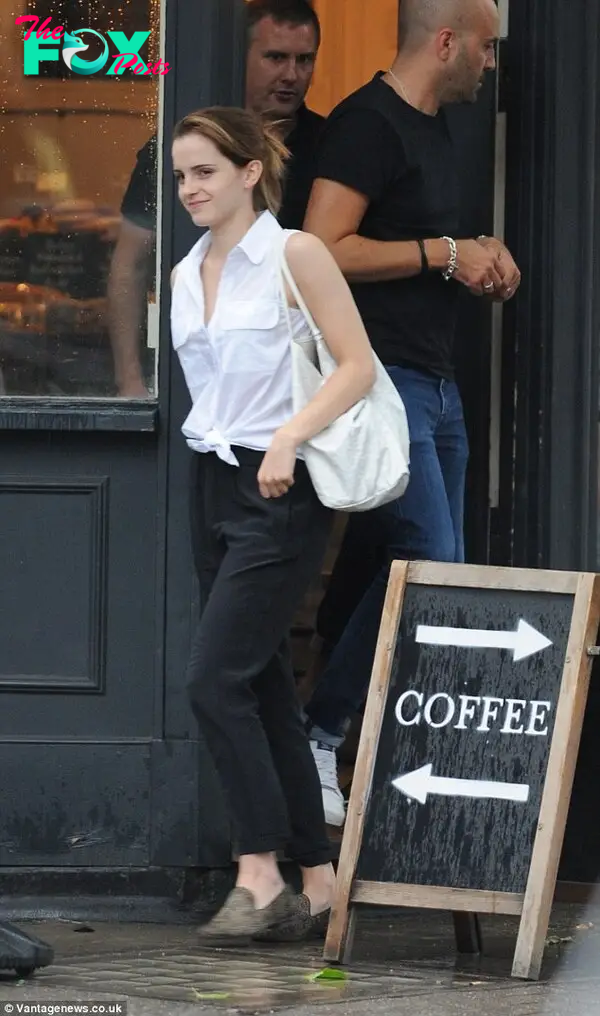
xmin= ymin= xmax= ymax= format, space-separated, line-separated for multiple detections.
xmin=310 ymin=740 xmax=346 ymax=827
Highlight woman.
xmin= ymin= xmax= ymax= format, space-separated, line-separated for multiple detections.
xmin=170 ymin=106 xmax=375 ymax=946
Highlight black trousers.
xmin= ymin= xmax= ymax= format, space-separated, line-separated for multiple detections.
xmin=187 ymin=447 xmax=333 ymax=865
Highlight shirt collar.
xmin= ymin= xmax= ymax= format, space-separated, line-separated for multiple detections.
xmin=237 ymin=210 xmax=281 ymax=264
xmin=190 ymin=210 xmax=281 ymax=269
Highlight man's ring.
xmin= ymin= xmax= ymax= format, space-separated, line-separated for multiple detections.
xmin=484 ymin=282 xmax=494 ymax=290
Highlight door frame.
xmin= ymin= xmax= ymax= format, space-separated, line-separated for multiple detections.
xmin=498 ymin=0 xmax=600 ymax=573
xmin=156 ymin=0 xmax=248 ymax=869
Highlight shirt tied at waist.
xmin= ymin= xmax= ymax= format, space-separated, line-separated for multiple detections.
xmin=182 ymin=425 xmax=240 ymax=467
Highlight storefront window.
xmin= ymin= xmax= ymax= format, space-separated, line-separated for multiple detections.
xmin=0 ymin=0 xmax=163 ymax=398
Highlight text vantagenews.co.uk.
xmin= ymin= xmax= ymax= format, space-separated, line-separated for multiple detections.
xmin=0 ymin=1003 xmax=126 ymax=1015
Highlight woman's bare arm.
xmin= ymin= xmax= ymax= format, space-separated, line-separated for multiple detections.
xmin=276 ymin=230 xmax=376 ymax=448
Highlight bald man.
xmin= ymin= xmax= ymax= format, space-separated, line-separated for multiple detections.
xmin=303 ymin=0 xmax=521 ymax=827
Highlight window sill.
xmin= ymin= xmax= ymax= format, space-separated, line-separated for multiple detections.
xmin=0 ymin=398 xmax=159 ymax=432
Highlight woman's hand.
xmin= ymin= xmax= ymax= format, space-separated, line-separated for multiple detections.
xmin=257 ymin=431 xmax=298 ymax=499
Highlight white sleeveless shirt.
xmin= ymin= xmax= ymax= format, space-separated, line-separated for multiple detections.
xmin=170 ymin=211 xmax=309 ymax=467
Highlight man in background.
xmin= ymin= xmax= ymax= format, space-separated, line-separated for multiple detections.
xmin=302 ymin=0 xmax=521 ymax=827
xmin=107 ymin=0 xmax=323 ymax=397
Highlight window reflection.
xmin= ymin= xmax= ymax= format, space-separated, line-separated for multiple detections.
xmin=0 ymin=0 xmax=161 ymax=398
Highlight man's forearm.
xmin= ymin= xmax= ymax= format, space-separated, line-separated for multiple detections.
xmin=106 ymin=221 xmax=154 ymax=396
xmin=107 ymin=267 xmax=148 ymax=391
xmin=328 ymin=235 xmax=452 ymax=283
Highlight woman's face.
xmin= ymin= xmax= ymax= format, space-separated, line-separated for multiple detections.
xmin=172 ymin=133 xmax=260 ymax=229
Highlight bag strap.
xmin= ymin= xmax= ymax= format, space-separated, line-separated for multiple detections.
xmin=279 ymin=231 xmax=322 ymax=340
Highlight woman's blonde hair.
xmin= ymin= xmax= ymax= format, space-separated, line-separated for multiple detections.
xmin=172 ymin=106 xmax=290 ymax=216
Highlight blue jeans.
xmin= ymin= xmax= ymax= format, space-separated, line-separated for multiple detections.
xmin=305 ymin=365 xmax=469 ymax=744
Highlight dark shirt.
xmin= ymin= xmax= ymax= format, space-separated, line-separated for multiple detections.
xmin=278 ymin=104 xmax=324 ymax=229
xmin=315 ymin=73 xmax=461 ymax=378
xmin=120 ymin=134 xmax=157 ymax=232
xmin=120 ymin=103 xmax=324 ymax=233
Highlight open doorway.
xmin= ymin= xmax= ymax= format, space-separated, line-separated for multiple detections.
xmin=291 ymin=0 xmax=504 ymax=836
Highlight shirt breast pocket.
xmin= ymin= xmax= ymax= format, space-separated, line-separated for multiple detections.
xmin=171 ymin=311 xmax=215 ymax=399
xmin=217 ymin=300 xmax=283 ymax=374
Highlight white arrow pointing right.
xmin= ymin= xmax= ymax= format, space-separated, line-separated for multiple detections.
xmin=416 ymin=618 xmax=552 ymax=661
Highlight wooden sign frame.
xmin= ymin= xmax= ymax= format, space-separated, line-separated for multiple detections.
xmin=324 ymin=562 xmax=600 ymax=981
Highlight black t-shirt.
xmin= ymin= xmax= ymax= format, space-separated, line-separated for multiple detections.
xmin=120 ymin=104 xmax=324 ymax=233
xmin=120 ymin=134 xmax=157 ymax=231
xmin=315 ymin=73 xmax=461 ymax=377
xmin=279 ymin=104 xmax=324 ymax=229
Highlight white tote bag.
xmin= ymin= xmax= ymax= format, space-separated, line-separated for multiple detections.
xmin=278 ymin=233 xmax=410 ymax=513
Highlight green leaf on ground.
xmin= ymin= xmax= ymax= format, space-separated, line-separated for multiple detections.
xmin=192 ymin=989 xmax=231 ymax=1000
xmin=306 ymin=967 xmax=348 ymax=982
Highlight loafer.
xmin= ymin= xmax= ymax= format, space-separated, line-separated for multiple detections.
xmin=253 ymin=892 xmax=330 ymax=943
xmin=197 ymin=886 xmax=295 ymax=948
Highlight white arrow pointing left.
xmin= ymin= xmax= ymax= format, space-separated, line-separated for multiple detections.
xmin=392 ymin=764 xmax=530 ymax=804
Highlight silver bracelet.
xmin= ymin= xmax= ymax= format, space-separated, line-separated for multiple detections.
xmin=442 ymin=236 xmax=458 ymax=281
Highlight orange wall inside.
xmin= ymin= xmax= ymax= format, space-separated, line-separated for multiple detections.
xmin=307 ymin=0 xmax=399 ymax=116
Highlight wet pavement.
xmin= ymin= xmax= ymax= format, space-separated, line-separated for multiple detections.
xmin=1 ymin=903 xmax=600 ymax=1015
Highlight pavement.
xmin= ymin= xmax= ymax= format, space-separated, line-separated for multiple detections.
xmin=2 ymin=900 xmax=600 ymax=1016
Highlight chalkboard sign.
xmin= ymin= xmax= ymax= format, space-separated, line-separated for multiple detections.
xmin=0 ymin=227 xmax=25 ymax=283
xmin=324 ymin=562 xmax=600 ymax=981
xmin=25 ymin=229 xmax=113 ymax=300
